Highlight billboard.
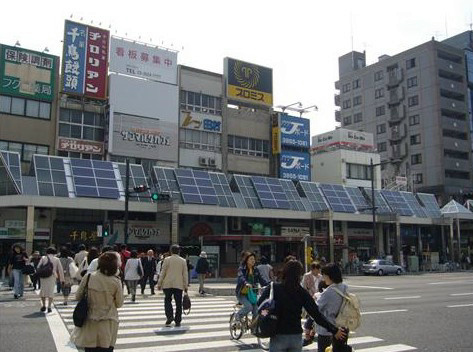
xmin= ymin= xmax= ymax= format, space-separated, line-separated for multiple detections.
xmin=180 ymin=110 xmax=221 ymax=133
xmin=62 ymin=20 xmax=109 ymax=99
xmin=279 ymin=150 xmax=311 ymax=181
xmin=104 ymin=220 xmax=170 ymax=245
xmin=110 ymin=37 xmax=177 ymax=85
xmin=311 ymin=128 xmax=374 ymax=153
xmin=109 ymin=112 xmax=178 ymax=162
xmin=280 ymin=113 xmax=310 ymax=148
xmin=224 ymin=57 xmax=272 ymax=106
xmin=0 ymin=44 xmax=56 ymax=101
xmin=57 ymin=137 xmax=104 ymax=155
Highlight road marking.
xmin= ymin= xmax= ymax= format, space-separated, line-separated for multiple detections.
xmin=362 ymin=309 xmax=408 ymax=315
xmin=428 ymin=280 xmax=473 ymax=285
xmin=348 ymin=285 xmax=394 ymax=290
xmin=449 ymin=293 xmax=473 ymax=296
xmin=356 ymin=344 xmax=417 ymax=352
xmin=45 ymin=309 xmax=78 ymax=351
xmin=446 ymin=303 xmax=473 ymax=308
xmin=57 ymin=302 xmax=235 ymax=313
xmin=384 ymin=296 xmax=421 ymax=300
xmin=116 ymin=322 xmax=229 ymax=335
xmin=63 ymin=310 xmax=233 ymax=322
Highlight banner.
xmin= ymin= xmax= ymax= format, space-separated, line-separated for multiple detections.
xmin=225 ymin=57 xmax=272 ymax=106
xmin=279 ymin=150 xmax=311 ymax=181
xmin=272 ymin=127 xmax=281 ymax=154
xmin=0 ymin=44 xmax=56 ymax=101
xmin=57 ymin=137 xmax=104 ymax=155
xmin=180 ymin=110 xmax=221 ymax=133
xmin=62 ymin=20 xmax=109 ymax=99
xmin=105 ymin=220 xmax=170 ymax=245
xmin=280 ymin=113 xmax=310 ymax=148
xmin=110 ymin=37 xmax=177 ymax=85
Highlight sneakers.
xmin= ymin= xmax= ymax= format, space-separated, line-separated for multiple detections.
xmin=165 ymin=319 xmax=173 ymax=327
xmin=175 ymin=322 xmax=181 ymax=327
xmin=13 ymin=295 xmax=18 ymax=299
xmin=47 ymin=308 xmax=52 ymax=313
xmin=40 ymin=306 xmax=46 ymax=312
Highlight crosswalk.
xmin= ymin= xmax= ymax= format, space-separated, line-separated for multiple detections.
xmin=54 ymin=293 xmax=417 ymax=352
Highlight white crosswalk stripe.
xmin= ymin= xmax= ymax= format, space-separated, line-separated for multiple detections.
xmin=54 ymin=294 xmax=417 ymax=351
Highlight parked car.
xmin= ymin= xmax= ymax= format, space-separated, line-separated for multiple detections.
xmin=363 ymin=259 xmax=403 ymax=276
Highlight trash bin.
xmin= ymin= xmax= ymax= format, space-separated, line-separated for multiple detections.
xmin=407 ymin=256 xmax=419 ymax=272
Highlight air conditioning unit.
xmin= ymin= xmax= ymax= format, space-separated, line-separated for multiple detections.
xmin=208 ymin=158 xmax=216 ymax=167
xmin=198 ymin=156 xmax=208 ymax=166
xmin=230 ymin=217 xmax=242 ymax=231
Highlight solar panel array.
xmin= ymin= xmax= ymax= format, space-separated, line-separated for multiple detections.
xmin=175 ymin=168 xmax=218 ymax=205
xmin=417 ymin=193 xmax=442 ymax=218
xmin=1 ymin=151 xmax=22 ymax=192
xmin=0 ymin=152 xmax=20 ymax=195
xmin=232 ymin=175 xmax=262 ymax=209
xmin=401 ymin=192 xmax=427 ymax=217
xmin=33 ymin=155 xmax=69 ymax=197
xmin=251 ymin=176 xmax=290 ymax=209
xmin=153 ymin=167 xmax=181 ymax=201
xmin=209 ymin=172 xmax=236 ymax=208
xmin=380 ymin=190 xmax=413 ymax=216
xmin=280 ymin=179 xmax=307 ymax=211
xmin=345 ymin=187 xmax=372 ymax=213
xmin=116 ymin=163 xmax=151 ymax=202
xmin=70 ymin=159 xmax=120 ymax=199
xmin=298 ymin=182 xmax=329 ymax=212
xmin=364 ymin=189 xmax=393 ymax=214
xmin=319 ymin=184 xmax=357 ymax=213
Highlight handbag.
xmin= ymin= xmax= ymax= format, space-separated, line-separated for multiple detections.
xmin=182 ymin=293 xmax=191 ymax=315
xmin=36 ymin=256 xmax=54 ymax=278
xmin=254 ymin=282 xmax=278 ymax=338
xmin=73 ymin=274 xmax=91 ymax=327
xmin=22 ymin=264 xmax=36 ymax=275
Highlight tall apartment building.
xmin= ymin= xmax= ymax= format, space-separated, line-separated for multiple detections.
xmin=335 ymin=37 xmax=473 ymax=202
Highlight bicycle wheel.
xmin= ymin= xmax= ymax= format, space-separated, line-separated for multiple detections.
xmin=229 ymin=312 xmax=244 ymax=340
xmin=257 ymin=336 xmax=270 ymax=351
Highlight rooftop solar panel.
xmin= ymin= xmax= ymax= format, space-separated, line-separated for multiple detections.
xmin=345 ymin=187 xmax=372 ymax=214
xmin=416 ymin=193 xmax=442 ymax=218
xmin=175 ymin=168 xmax=218 ymax=205
xmin=319 ymin=184 xmax=357 ymax=213
xmin=298 ymin=182 xmax=329 ymax=212
xmin=0 ymin=152 xmax=20 ymax=195
xmin=1 ymin=151 xmax=22 ymax=193
xmin=401 ymin=192 xmax=427 ymax=217
xmin=251 ymin=176 xmax=290 ymax=209
xmin=209 ymin=172 xmax=236 ymax=208
xmin=279 ymin=179 xmax=307 ymax=211
xmin=380 ymin=190 xmax=413 ymax=216
xmin=33 ymin=155 xmax=69 ymax=197
xmin=116 ymin=163 xmax=151 ymax=202
xmin=232 ymin=175 xmax=262 ymax=209
xmin=152 ymin=167 xmax=181 ymax=202
xmin=70 ymin=158 xmax=119 ymax=199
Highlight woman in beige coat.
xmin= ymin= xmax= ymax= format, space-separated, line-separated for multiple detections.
xmin=71 ymin=252 xmax=124 ymax=352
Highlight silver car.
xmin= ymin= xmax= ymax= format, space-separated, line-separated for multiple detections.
xmin=363 ymin=259 xmax=403 ymax=276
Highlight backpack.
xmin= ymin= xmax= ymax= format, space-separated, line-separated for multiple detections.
xmin=36 ymin=256 xmax=54 ymax=278
xmin=333 ymin=287 xmax=361 ymax=331
xmin=254 ymin=282 xmax=278 ymax=338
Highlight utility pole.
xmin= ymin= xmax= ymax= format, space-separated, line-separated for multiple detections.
xmin=124 ymin=159 xmax=130 ymax=245
xmin=371 ymin=158 xmax=377 ymax=259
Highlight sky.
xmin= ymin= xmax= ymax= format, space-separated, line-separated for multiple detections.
xmin=1 ymin=0 xmax=472 ymax=137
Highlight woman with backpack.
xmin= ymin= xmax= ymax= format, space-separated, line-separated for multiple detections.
xmin=37 ymin=247 xmax=64 ymax=313
xmin=58 ymin=247 xmax=74 ymax=305
xmin=124 ymin=250 xmax=143 ymax=302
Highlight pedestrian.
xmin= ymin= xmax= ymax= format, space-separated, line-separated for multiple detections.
xmin=38 ymin=247 xmax=64 ymax=313
xmin=58 ymin=247 xmax=74 ymax=305
xmin=30 ymin=251 xmax=41 ymax=290
xmin=71 ymin=252 xmax=124 ymax=352
xmin=157 ymin=245 xmax=188 ymax=327
xmin=235 ymin=252 xmax=268 ymax=322
xmin=317 ymin=263 xmax=351 ymax=352
xmin=7 ymin=243 xmax=28 ymax=299
xmin=124 ymin=250 xmax=143 ymax=302
xmin=78 ymin=247 xmax=100 ymax=278
xmin=74 ymin=244 xmax=88 ymax=267
xmin=186 ymin=257 xmax=194 ymax=286
xmin=257 ymin=256 xmax=274 ymax=284
xmin=196 ymin=251 xmax=210 ymax=294
xmin=301 ymin=262 xmax=323 ymax=346
xmin=140 ymin=249 xmax=157 ymax=295
xmin=257 ymin=260 xmax=346 ymax=352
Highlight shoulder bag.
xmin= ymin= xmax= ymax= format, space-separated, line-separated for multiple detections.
xmin=36 ymin=256 xmax=54 ymax=278
xmin=73 ymin=274 xmax=91 ymax=327
xmin=254 ymin=282 xmax=278 ymax=338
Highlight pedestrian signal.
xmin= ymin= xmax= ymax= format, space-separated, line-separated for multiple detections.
xmin=103 ymin=225 xmax=110 ymax=237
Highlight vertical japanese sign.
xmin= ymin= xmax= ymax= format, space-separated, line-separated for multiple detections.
xmin=0 ymin=44 xmax=56 ymax=101
xmin=61 ymin=20 xmax=109 ymax=99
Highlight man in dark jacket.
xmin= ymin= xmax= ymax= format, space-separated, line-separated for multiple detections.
xmin=140 ymin=249 xmax=157 ymax=295
xmin=195 ymin=251 xmax=210 ymax=294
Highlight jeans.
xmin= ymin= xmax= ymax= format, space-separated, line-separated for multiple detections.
xmin=12 ymin=269 xmax=24 ymax=296
xmin=236 ymin=294 xmax=257 ymax=319
xmin=269 ymin=334 xmax=303 ymax=352
xmin=126 ymin=280 xmax=139 ymax=295
xmin=198 ymin=274 xmax=206 ymax=293
xmin=163 ymin=288 xmax=183 ymax=324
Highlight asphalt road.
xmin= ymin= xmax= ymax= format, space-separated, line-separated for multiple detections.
xmin=344 ymin=272 xmax=473 ymax=352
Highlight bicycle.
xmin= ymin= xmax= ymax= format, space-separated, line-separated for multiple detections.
xmin=229 ymin=302 xmax=270 ymax=351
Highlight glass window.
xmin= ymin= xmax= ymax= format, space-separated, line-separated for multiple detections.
xmin=228 ymin=135 xmax=234 ymax=147
xmin=94 ymin=128 xmax=104 ymax=141
xmin=70 ymin=110 xmax=82 ymax=124
xmin=59 ymin=123 xmax=70 ymax=137
xmin=202 ymin=95 xmax=209 ymax=108
xmin=83 ymin=111 xmax=95 ymax=125
xmin=39 ymin=102 xmax=50 ymax=119
xmin=192 ymin=130 xmax=200 ymax=143
xmin=71 ymin=125 xmax=81 ymax=139
xmin=23 ymin=144 xmax=37 ymax=162
xmin=37 ymin=146 xmax=48 ymax=155
xmin=8 ymin=142 xmax=22 ymax=155
xmin=354 ymin=113 xmax=362 ymax=122
xmin=11 ymin=97 xmax=25 ymax=115
xmin=0 ymin=95 xmax=12 ymax=113
xmin=187 ymin=92 xmax=194 ymax=105
xmin=59 ymin=109 xmax=70 ymax=122
xmin=83 ymin=126 xmax=95 ymax=140
xmin=26 ymin=100 xmax=39 ymax=117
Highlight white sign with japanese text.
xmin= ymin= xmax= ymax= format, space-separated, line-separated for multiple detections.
xmin=110 ymin=37 xmax=177 ymax=85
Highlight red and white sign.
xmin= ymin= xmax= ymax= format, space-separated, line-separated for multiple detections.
xmin=84 ymin=27 xmax=109 ymax=99
xmin=58 ymin=137 xmax=104 ymax=155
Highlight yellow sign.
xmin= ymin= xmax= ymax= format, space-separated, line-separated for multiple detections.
xmin=227 ymin=85 xmax=272 ymax=105
xmin=272 ymin=127 xmax=281 ymax=154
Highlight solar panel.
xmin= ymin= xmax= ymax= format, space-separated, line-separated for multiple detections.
xmin=175 ymin=168 xmax=218 ymax=205
xmin=116 ymin=163 xmax=151 ymax=202
xmin=152 ymin=167 xmax=181 ymax=201
xmin=70 ymin=159 xmax=119 ymax=199
xmin=401 ymin=192 xmax=427 ymax=217
xmin=1 ymin=151 xmax=22 ymax=193
xmin=251 ymin=176 xmax=291 ymax=209
xmin=298 ymin=182 xmax=329 ymax=212
xmin=380 ymin=190 xmax=413 ymax=216
xmin=363 ymin=189 xmax=393 ymax=214
xmin=33 ymin=155 xmax=69 ymax=197
xmin=280 ymin=179 xmax=307 ymax=211
xmin=319 ymin=184 xmax=357 ymax=213
xmin=0 ymin=152 xmax=20 ymax=195
xmin=232 ymin=175 xmax=262 ymax=209
xmin=345 ymin=187 xmax=371 ymax=213
xmin=417 ymin=193 xmax=442 ymax=218
xmin=209 ymin=172 xmax=236 ymax=207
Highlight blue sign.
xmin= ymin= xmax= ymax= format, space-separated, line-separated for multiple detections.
xmin=279 ymin=151 xmax=311 ymax=181
xmin=62 ymin=20 xmax=87 ymax=95
xmin=280 ymin=114 xmax=310 ymax=148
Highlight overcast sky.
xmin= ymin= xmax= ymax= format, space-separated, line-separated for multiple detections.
xmin=1 ymin=0 xmax=472 ymax=136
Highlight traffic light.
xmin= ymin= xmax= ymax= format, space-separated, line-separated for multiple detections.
xmin=103 ymin=224 xmax=110 ymax=237
xmin=305 ymin=246 xmax=314 ymax=266
xmin=133 ymin=185 xmax=148 ymax=193
xmin=150 ymin=193 xmax=171 ymax=202
xmin=151 ymin=192 xmax=159 ymax=201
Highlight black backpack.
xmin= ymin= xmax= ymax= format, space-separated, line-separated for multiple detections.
xmin=36 ymin=256 xmax=54 ymax=278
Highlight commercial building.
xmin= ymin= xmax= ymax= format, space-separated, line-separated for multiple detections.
xmin=335 ymin=36 xmax=473 ymax=201
xmin=311 ymin=128 xmax=381 ymax=189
